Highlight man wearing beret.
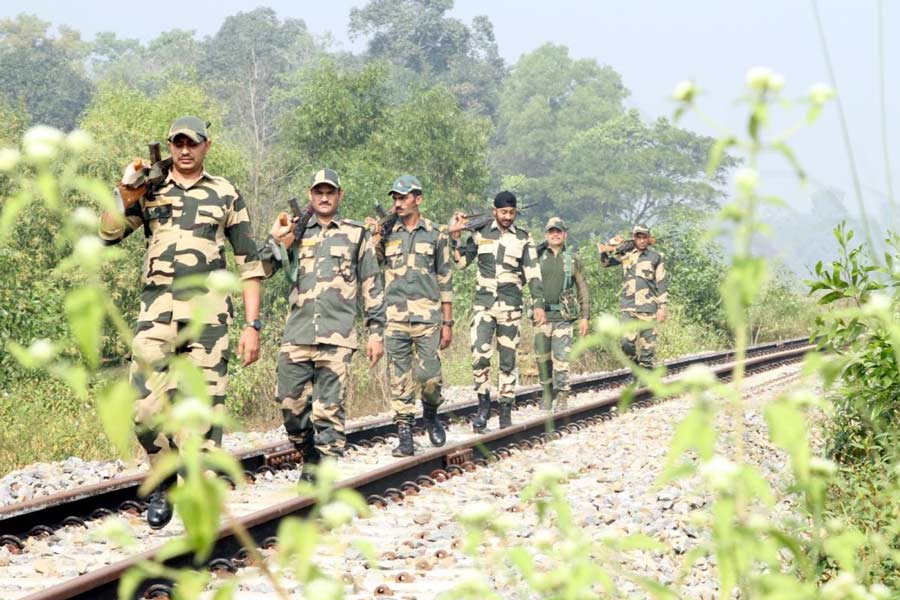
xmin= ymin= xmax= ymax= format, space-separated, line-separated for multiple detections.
xmin=367 ymin=175 xmax=454 ymax=456
xmin=263 ymin=168 xmax=385 ymax=476
xmin=449 ymin=191 xmax=545 ymax=431
xmin=599 ymin=223 xmax=669 ymax=368
xmin=99 ymin=115 xmax=265 ymax=529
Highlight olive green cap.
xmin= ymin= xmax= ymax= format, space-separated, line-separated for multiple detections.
xmin=545 ymin=217 xmax=567 ymax=231
xmin=632 ymin=224 xmax=651 ymax=236
xmin=389 ymin=174 xmax=422 ymax=195
xmin=309 ymin=168 xmax=341 ymax=190
xmin=167 ymin=115 xmax=209 ymax=143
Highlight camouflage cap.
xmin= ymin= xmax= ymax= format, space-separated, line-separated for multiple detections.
xmin=545 ymin=217 xmax=567 ymax=231
xmin=309 ymin=168 xmax=341 ymax=190
xmin=632 ymin=224 xmax=651 ymax=236
xmin=389 ymin=174 xmax=422 ymax=195
xmin=168 ymin=115 xmax=209 ymax=143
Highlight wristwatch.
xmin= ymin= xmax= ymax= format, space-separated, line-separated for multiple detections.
xmin=246 ymin=319 xmax=263 ymax=331
xmin=442 ymin=319 xmax=454 ymax=327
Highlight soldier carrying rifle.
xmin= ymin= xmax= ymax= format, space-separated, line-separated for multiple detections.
xmin=448 ymin=191 xmax=545 ymax=431
xmin=366 ymin=175 xmax=454 ymax=456
xmin=599 ymin=224 xmax=669 ymax=369
xmin=98 ymin=116 xmax=265 ymax=529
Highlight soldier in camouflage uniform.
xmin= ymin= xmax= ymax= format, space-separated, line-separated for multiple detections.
xmin=534 ymin=217 xmax=591 ymax=412
xmin=366 ymin=175 xmax=454 ymax=457
xmin=599 ymin=224 xmax=669 ymax=368
xmin=449 ymin=191 xmax=545 ymax=431
xmin=99 ymin=116 xmax=265 ymax=529
xmin=262 ymin=168 xmax=385 ymax=474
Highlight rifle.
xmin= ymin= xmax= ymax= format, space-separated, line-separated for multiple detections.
xmin=596 ymin=232 xmax=684 ymax=254
xmin=288 ymin=197 xmax=314 ymax=244
xmin=374 ymin=202 xmax=400 ymax=241
xmin=144 ymin=142 xmax=172 ymax=192
xmin=457 ymin=202 xmax=537 ymax=232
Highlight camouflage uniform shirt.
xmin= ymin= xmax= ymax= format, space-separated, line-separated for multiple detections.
xmin=98 ymin=171 xmax=265 ymax=324
xmin=456 ymin=220 xmax=544 ymax=310
xmin=261 ymin=214 xmax=385 ymax=348
xmin=377 ymin=217 xmax=453 ymax=324
xmin=600 ymin=246 xmax=669 ymax=314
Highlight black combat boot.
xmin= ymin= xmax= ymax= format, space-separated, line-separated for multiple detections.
xmin=391 ymin=422 xmax=415 ymax=457
xmin=423 ymin=406 xmax=446 ymax=447
xmin=472 ymin=392 xmax=491 ymax=432
xmin=499 ymin=402 xmax=513 ymax=429
xmin=145 ymin=474 xmax=176 ymax=530
xmin=295 ymin=438 xmax=321 ymax=483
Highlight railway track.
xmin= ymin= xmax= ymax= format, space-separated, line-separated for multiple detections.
xmin=1 ymin=337 xmax=812 ymax=599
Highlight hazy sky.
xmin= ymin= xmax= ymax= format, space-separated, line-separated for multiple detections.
xmin=3 ymin=0 xmax=897 ymax=217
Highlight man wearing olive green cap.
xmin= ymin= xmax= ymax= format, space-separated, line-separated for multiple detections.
xmin=263 ymin=167 xmax=385 ymax=473
xmin=534 ymin=217 xmax=590 ymax=411
xmin=98 ymin=115 xmax=265 ymax=529
xmin=366 ymin=175 xmax=454 ymax=456
xmin=599 ymin=223 xmax=669 ymax=368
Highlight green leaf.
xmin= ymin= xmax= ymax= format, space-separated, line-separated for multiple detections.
xmin=96 ymin=379 xmax=137 ymax=459
xmin=51 ymin=362 xmax=89 ymax=400
xmin=211 ymin=581 xmax=236 ymax=600
xmin=118 ymin=566 xmax=148 ymax=600
xmin=771 ymin=141 xmax=806 ymax=184
xmin=706 ymin=136 xmax=735 ymax=177
xmin=63 ymin=286 xmax=105 ymax=369
xmin=277 ymin=517 xmax=319 ymax=580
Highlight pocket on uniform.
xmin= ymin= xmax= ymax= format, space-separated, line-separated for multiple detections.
xmin=193 ymin=223 xmax=218 ymax=241
xmin=502 ymin=241 xmax=524 ymax=267
xmin=329 ymin=245 xmax=355 ymax=281
xmin=143 ymin=201 xmax=173 ymax=227
xmin=414 ymin=242 xmax=434 ymax=268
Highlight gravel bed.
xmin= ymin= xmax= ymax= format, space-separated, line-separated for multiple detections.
xmin=217 ymin=363 xmax=816 ymax=599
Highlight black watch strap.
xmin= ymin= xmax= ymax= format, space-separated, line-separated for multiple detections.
xmin=246 ymin=319 xmax=263 ymax=331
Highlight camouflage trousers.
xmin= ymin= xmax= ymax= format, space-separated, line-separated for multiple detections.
xmin=471 ymin=307 xmax=522 ymax=403
xmin=386 ymin=322 xmax=443 ymax=425
xmin=130 ymin=320 xmax=229 ymax=466
xmin=276 ymin=343 xmax=355 ymax=457
xmin=621 ymin=312 xmax=658 ymax=368
xmin=534 ymin=320 xmax=573 ymax=397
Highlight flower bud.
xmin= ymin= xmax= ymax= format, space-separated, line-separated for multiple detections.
xmin=595 ymin=314 xmax=620 ymax=336
xmin=680 ymin=364 xmax=716 ymax=388
xmin=698 ymin=455 xmax=739 ymax=492
xmin=23 ymin=125 xmax=64 ymax=164
xmin=206 ymin=270 xmax=241 ymax=294
xmin=65 ymin=130 xmax=93 ymax=154
xmin=74 ymin=236 xmax=104 ymax=269
xmin=72 ymin=206 xmax=98 ymax=228
xmin=171 ymin=396 xmax=213 ymax=431
xmin=28 ymin=338 xmax=56 ymax=365
xmin=672 ymin=80 xmax=697 ymax=103
xmin=862 ymin=293 xmax=892 ymax=316
xmin=745 ymin=66 xmax=784 ymax=94
xmin=808 ymin=83 xmax=835 ymax=105
xmin=734 ymin=168 xmax=759 ymax=194
xmin=0 ymin=147 xmax=20 ymax=173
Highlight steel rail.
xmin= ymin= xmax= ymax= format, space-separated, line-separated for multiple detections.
xmin=24 ymin=342 xmax=813 ymax=600
xmin=0 ymin=336 xmax=809 ymax=547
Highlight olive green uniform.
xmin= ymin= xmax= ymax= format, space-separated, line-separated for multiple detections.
xmin=260 ymin=213 xmax=385 ymax=456
xmin=376 ymin=217 xmax=453 ymax=424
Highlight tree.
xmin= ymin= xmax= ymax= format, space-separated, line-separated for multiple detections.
xmin=552 ymin=111 xmax=732 ymax=234
xmin=0 ymin=15 xmax=93 ymax=129
xmin=204 ymin=8 xmax=321 ymax=211
xmin=349 ymin=0 xmax=506 ymax=118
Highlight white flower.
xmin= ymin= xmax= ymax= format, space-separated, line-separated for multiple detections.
xmin=65 ymin=130 xmax=93 ymax=154
xmin=595 ymin=314 xmax=620 ymax=336
xmin=809 ymin=457 xmax=837 ymax=478
xmin=23 ymin=125 xmax=64 ymax=163
xmin=206 ymin=270 xmax=240 ymax=294
xmin=28 ymin=339 xmax=56 ymax=363
xmin=745 ymin=66 xmax=784 ymax=93
xmin=321 ymin=501 xmax=356 ymax=529
xmin=862 ymin=293 xmax=892 ymax=316
xmin=533 ymin=463 xmax=565 ymax=488
xmin=304 ymin=578 xmax=343 ymax=600
xmin=672 ymin=80 xmax=697 ymax=103
xmin=74 ymin=236 xmax=104 ymax=268
xmin=0 ymin=148 xmax=20 ymax=173
xmin=680 ymin=364 xmax=716 ymax=388
xmin=698 ymin=455 xmax=739 ymax=491
xmin=172 ymin=397 xmax=213 ymax=430
xmin=809 ymin=83 xmax=835 ymax=105
xmin=734 ymin=168 xmax=759 ymax=194
xmin=72 ymin=207 xmax=98 ymax=228
xmin=458 ymin=501 xmax=494 ymax=525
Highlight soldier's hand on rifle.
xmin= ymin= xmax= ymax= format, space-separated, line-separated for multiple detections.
xmin=367 ymin=337 xmax=384 ymax=367
xmin=365 ymin=217 xmax=382 ymax=245
xmin=439 ymin=323 xmax=453 ymax=350
xmin=271 ymin=212 xmax=296 ymax=246
xmin=448 ymin=212 xmax=468 ymax=239
xmin=533 ymin=307 xmax=547 ymax=326
xmin=117 ymin=158 xmax=150 ymax=210
xmin=656 ymin=305 xmax=667 ymax=323
xmin=579 ymin=318 xmax=590 ymax=337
